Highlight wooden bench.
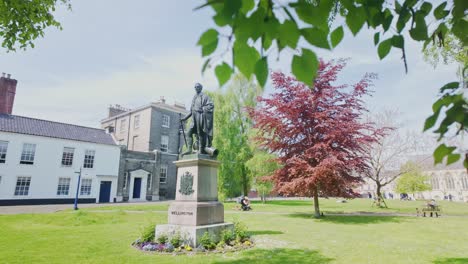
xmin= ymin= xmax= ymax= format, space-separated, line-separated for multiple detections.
xmin=416 ymin=205 xmax=441 ymax=217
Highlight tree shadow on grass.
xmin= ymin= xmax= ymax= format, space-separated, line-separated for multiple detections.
xmin=249 ymin=230 xmax=284 ymax=235
xmin=287 ymin=213 xmax=403 ymax=224
xmin=214 ymin=248 xmax=333 ymax=264
xmin=433 ymin=258 xmax=468 ymax=264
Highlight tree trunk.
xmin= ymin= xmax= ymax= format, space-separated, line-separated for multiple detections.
xmin=376 ymin=183 xmax=382 ymax=207
xmin=313 ymin=187 xmax=321 ymax=218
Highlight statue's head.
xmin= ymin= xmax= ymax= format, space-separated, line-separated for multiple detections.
xmin=194 ymin=83 xmax=203 ymax=93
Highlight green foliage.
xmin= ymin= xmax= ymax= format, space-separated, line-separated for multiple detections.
xmin=169 ymin=232 xmax=182 ymax=248
xmin=0 ymin=0 xmax=71 ymax=51
xmin=140 ymin=223 xmax=155 ymax=243
xmin=220 ymin=228 xmax=235 ymax=245
xmin=245 ymin=147 xmax=280 ymax=203
xmin=156 ymin=234 xmax=168 ymax=244
xmin=210 ymin=74 xmax=263 ymax=198
xmin=195 ymin=0 xmax=468 ymax=168
xmin=396 ymin=162 xmax=432 ymax=195
xmin=199 ymin=232 xmax=216 ymax=250
xmin=233 ymin=220 xmax=250 ymax=242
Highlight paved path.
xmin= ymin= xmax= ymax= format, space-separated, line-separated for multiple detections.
xmin=0 ymin=201 xmax=169 ymax=215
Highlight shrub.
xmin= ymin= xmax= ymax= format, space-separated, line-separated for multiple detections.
xmin=170 ymin=232 xmax=182 ymax=248
xmin=234 ymin=221 xmax=250 ymax=242
xmin=140 ymin=224 xmax=155 ymax=242
xmin=199 ymin=232 xmax=216 ymax=250
xmin=156 ymin=233 xmax=168 ymax=244
xmin=220 ymin=229 xmax=235 ymax=245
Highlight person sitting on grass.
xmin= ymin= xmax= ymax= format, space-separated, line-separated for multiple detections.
xmin=427 ymin=199 xmax=437 ymax=210
xmin=241 ymin=196 xmax=252 ymax=211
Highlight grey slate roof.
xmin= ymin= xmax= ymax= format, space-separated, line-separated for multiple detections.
xmin=0 ymin=114 xmax=116 ymax=145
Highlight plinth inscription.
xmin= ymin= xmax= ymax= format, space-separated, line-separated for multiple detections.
xmin=170 ymin=211 xmax=194 ymax=216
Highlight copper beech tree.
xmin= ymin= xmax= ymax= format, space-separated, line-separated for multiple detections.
xmin=249 ymin=59 xmax=384 ymax=217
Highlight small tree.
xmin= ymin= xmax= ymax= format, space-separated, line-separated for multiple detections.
xmin=250 ymin=59 xmax=383 ymax=217
xmin=245 ymin=147 xmax=280 ymax=203
xmin=396 ymin=161 xmax=432 ymax=199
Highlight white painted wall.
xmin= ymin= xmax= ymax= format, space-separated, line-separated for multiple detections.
xmin=0 ymin=131 xmax=120 ymax=203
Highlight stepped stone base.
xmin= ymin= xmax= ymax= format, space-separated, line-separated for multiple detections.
xmin=155 ymin=222 xmax=234 ymax=247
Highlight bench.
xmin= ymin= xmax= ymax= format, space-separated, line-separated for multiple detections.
xmin=416 ymin=205 xmax=441 ymax=217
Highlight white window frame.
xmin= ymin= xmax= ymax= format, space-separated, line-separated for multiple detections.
xmin=162 ymin=114 xmax=170 ymax=128
xmin=147 ymin=173 xmax=152 ymax=189
xmin=57 ymin=178 xmax=71 ymax=196
xmin=160 ymin=135 xmax=169 ymax=152
xmin=83 ymin=150 xmax=95 ymax=169
xmin=80 ymin=179 xmax=92 ymax=196
xmin=0 ymin=140 xmax=8 ymax=164
xmin=14 ymin=176 xmax=31 ymax=196
xmin=134 ymin=115 xmax=140 ymax=129
xmin=120 ymin=119 xmax=127 ymax=134
xmin=20 ymin=143 xmax=36 ymax=165
xmin=462 ymin=177 xmax=468 ymax=190
xmin=123 ymin=172 xmax=128 ymax=189
xmin=160 ymin=165 xmax=168 ymax=183
xmin=61 ymin=147 xmax=75 ymax=167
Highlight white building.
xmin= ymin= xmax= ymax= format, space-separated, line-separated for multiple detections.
xmin=357 ymin=155 xmax=468 ymax=202
xmin=0 ymin=114 xmax=121 ymax=205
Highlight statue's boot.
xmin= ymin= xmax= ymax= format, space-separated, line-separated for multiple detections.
xmin=181 ymin=138 xmax=193 ymax=156
xmin=199 ymin=135 xmax=207 ymax=154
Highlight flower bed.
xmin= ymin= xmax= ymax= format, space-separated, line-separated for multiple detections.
xmin=132 ymin=221 xmax=254 ymax=255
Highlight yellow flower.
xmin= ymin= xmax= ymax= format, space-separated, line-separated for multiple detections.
xmin=186 ymin=246 xmax=192 ymax=251
xmin=243 ymin=241 xmax=251 ymax=246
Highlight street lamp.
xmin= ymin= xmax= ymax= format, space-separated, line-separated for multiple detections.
xmin=73 ymin=167 xmax=82 ymax=210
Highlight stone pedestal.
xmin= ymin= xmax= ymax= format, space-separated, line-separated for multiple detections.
xmin=155 ymin=154 xmax=233 ymax=246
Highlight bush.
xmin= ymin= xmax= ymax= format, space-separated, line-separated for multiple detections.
xmin=140 ymin=224 xmax=155 ymax=243
xmin=199 ymin=232 xmax=216 ymax=250
xmin=156 ymin=233 xmax=168 ymax=244
xmin=170 ymin=232 xmax=182 ymax=248
xmin=220 ymin=229 xmax=235 ymax=245
xmin=234 ymin=221 xmax=249 ymax=242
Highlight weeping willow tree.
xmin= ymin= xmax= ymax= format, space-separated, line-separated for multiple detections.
xmin=208 ymin=74 xmax=263 ymax=200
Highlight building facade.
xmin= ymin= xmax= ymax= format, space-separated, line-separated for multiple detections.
xmin=0 ymin=115 xmax=121 ymax=205
xmin=101 ymin=99 xmax=187 ymax=200
xmin=357 ymin=155 xmax=468 ymax=202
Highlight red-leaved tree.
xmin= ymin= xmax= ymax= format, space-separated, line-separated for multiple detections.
xmin=249 ymin=59 xmax=384 ymax=217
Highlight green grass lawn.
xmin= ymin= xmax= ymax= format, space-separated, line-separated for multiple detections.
xmin=1 ymin=199 xmax=467 ymax=264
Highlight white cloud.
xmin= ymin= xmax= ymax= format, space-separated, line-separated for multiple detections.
xmin=13 ymin=50 xmax=217 ymax=127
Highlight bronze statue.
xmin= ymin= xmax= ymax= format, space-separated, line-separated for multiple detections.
xmin=181 ymin=83 xmax=217 ymax=157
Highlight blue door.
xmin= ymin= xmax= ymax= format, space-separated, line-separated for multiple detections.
xmin=133 ymin=178 xmax=141 ymax=199
xmin=99 ymin=181 xmax=112 ymax=203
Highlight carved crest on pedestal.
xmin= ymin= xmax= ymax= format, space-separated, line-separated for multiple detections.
xmin=179 ymin=171 xmax=194 ymax=195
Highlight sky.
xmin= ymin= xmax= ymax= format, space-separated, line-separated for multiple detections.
xmin=0 ymin=1 xmax=460 ymax=137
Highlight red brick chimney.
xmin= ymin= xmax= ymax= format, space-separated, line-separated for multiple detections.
xmin=0 ymin=73 xmax=17 ymax=115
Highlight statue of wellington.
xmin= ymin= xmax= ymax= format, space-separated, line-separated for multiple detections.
xmin=180 ymin=83 xmax=217 ymax=157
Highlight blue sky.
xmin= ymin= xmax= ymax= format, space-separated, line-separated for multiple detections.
xmin=0 ymin=1 xmax=459 ymax=135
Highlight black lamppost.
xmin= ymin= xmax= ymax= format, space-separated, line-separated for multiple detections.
xmin=73 ymin=167 xmax=82 ymax=210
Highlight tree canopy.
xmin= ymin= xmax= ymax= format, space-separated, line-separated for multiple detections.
xmin=396 ymin=161 xmax=432 ymax=196
xmin=250 ymin=59 xmax=383 ymax=216
xmin=195 ymin=0 xmax=468 ymax=168
xmin=0 ymin=0 xmax=70 ymax=51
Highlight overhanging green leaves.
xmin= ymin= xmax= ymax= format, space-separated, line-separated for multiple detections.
xmin=377 ymin=38 xmax=392 ymax=59
xmin=197 ymin=28 xmax=219 ymax=56
xmin=291 ymin=48 xmax=318 ymax=86
xmin=215 ymin=62 xmax=232 ymax=87
xmin=255 ymin=57 xmax=268 ymax=87
xmin=330 ymin=26 xmax=344 ymax=48
xmin=346 ymin=6 xmax=367 ymax=36
xmin=301 ymin=27 xmax=330 ymax=49
xmin=233 ymin=42 xmax=260 ymax=78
